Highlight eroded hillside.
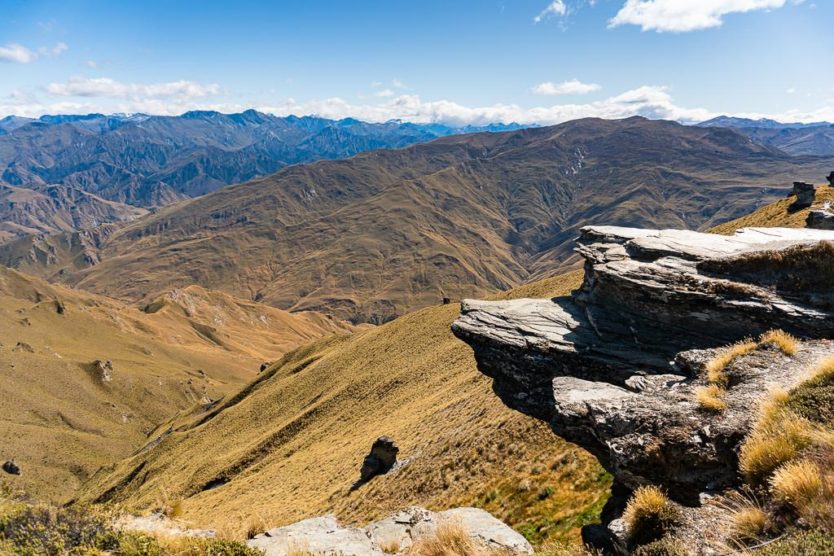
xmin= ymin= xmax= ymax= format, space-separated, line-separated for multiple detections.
xmin=3 ymin=117 xmax=831 ymax=324
xmin=0 ymin=268 xmax=355 ymax=500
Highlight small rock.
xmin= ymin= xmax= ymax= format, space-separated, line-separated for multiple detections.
xmin=359 ymin=436 xmax=399 ymax=483
xmin=442 ymin=297 xmax=451 ymax=305
xmin=790 ymin=181 xmax=816 ymax=210
xmin=806 ymin=209 xmax=834 ymax=230
xmin=91 ymin=359 xmax=114 ymax=382
xmin=827 ymin=171 xmax=834 ymax=186
xmin=2 ymin=460 xmax=20 ymax=475
xmin=259 ymin=362 xmax=269 ymax=373
xmin=55 ymin=300 xmax=66 ymax=314
xmin=13 ymin=342 xmax=34 ymax=353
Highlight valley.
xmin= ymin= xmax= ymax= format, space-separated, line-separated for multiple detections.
xmin=2 ymin=117 xmax=831 ymax=324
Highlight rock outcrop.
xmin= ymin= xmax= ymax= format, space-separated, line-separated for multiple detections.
xmin=2 ymin=460 xmax=20 ymax=475
xmin=453 ymin=226 xmax=834 ymax=549
xmin=790 ymin=181 xmax=816 ymax=210
xmin=248 ymin=507 xmax=533 ymax=556
xmin=807 ymin=208 xmax=834 ymax=229
xmin=359 ymin=436 xmax=399 ymax=483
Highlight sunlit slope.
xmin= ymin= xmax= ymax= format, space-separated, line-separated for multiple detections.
xmin=78 ymin=270 xmax=610 ymax=546
xmin=0 ymin=268 xmax=355 ymax=501
xmin=710 ymin=184 xmax=834 ymax=233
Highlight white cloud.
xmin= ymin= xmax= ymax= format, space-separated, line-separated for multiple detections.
xmin=256 ymin=86 xmax=716 ymax=126
xmin=533 ymin=79 xmax=601 ymax=95
xmin=0 ymin=44 xmax=38 ymax=64
xmin=0 ymin=42 xmax=68 ymax=64
xmin=392 ymin=78 xmax=408 ymax=90
xmin=47 ymin=77 xmax=220 ymax=99
xmin=374 ymin=89 xmax=395 ymax=98
xmin=534 ymin=0 xmax=567 ymax=22
xmin=610 ymin=0 xmax=787 ymax=32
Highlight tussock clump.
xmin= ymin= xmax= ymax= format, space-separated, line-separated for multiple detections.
xmin=411 ymin=522 xmax=479 ymax=556
xmin=696 ymin=384 xmax=727 ymax=412
xmin=739 ymin=411 xmax=815 ymax=484
xmin=759 ymin=330 xmax=799 ymax=356
xmin=704 ymin=340 xmax=757 ymax=386
xmin=729 ymin=506 xmax=769 ymax=544
xmin=622 ymin=486 xmax=680 ymax=546
xmin=632 ymin=537 xmax=688 ymax=556
xmin=770 ymin=459 xmax=823 ymax=505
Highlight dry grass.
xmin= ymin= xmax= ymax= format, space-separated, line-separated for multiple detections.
xmin=696 ymin=384 xmax=727 ymax=412
xmin=622 ymin=486 xmax=680 ymax=545
xmin=808 ymin=356 xmax=834 ymax=382
xmin=411 ymin=522 xmax=479 ymax=556
xmin=710 ymin=185 xmax=834 ymax=234
xmin=704 ymin=340 xmax=757 ymax=386
xmin=729 ymin=506 xmax=769 ymax=544
xmin=770 ymin=459 xmax=823 ymax=505
xmin=759 ymin=330 xmax=799 ymax=356
xmin=739 ymin=411 xmax=815 ymax=484
xmin=78 ymin=271 xmax=608 ymax=547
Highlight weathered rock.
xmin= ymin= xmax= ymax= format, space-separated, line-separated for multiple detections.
xmin=91 ymin=359 xmax=114 ymax=382
xmin=247 ymin=507 xmax=532 ymax=556
xmin=2 ymin=460 xmax=20 ymax=475
xmin=807 ymin=209 xmax=834 ymax=229
xmin=259 ymin=362 xmax=269 ymax=373
xmin=827 ymin=171 xmax=834 ymax=186
xmin=453 ymin=226 xmax=834 ymax=503
xmin=12 ymin=342 xmax=34 ymax=353
xmin=359 ymin=436 xmax=399 ymax=483
xmin=790 ymin=181 xmax=816 ymax=209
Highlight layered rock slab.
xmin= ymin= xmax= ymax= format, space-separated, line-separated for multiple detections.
xmin=247 ymin=507 xmax=533 ymax=556
xmin=452 ymin=226 xmax=834 ymax=501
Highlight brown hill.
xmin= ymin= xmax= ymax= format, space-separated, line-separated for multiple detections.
xmin=0 ymin=184 xmax=146 ymax=244
xmin=2 ymin=117 xmax=831 ymax=324
xmin=77 ymin=271 xmax=612 ymax=547
xmin=0 ymin=268 xmax=355 ymax=501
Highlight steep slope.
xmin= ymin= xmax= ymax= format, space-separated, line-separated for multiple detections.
xmin=710 ymin=184 xmax=834 ymax=232
xmin=77 ymin=271 xmax=612 ymax=547
xmin=0 ymin=268 xmax=355 ymax=501
xmin=0 ymin=184 xmax=147 ymax=244
xmin=0 ymin=111 xmax=522 ymax=207
xmin=3 ymin=117 xmax=831 ymax=323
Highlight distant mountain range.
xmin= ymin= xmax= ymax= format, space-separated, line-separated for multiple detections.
xmin=0 ymin=110 xmax=525 ymax=208
xmin=699 ymin=115 xmax=834 ymax=156
xmin=3 ymin=116 xmax=830 ymax=323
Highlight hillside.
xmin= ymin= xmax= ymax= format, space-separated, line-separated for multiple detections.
xmin=699 ymin=116 xmax=834 ymax=156
xmin=0 ymin=184 xmax=147 ymax=244
xmin=3 ymin=117 xmax=831 ymax=324
xmin=0 ymin=268 xmax=355 ymax=501
xmin=0 ymin=111 xmax=522 ymax=208
xmin=76 ymin=270 xmax=613 ymax=547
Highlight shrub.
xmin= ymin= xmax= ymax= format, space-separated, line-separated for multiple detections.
xmin=622 ymin=486 xmax=680 ymax=546
xmin=696 ymin=384 xmax=727 ymax=412
xmin=759 ymin=330 xmax=799 ymax=356
xmin=756 ymin=529 xmax=834 ymax=555
xmin=632 ymin=537 xmax=688 ymax=556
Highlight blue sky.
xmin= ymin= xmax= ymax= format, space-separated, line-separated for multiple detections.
xmin=1 ymin=0 xmax=831 ymax=124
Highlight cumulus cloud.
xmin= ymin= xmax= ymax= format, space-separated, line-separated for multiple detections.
xmin=0 ymin=42 xmax=68 ymax=64
xmin=47 ymin=77 xmax=220 ymax=99
xmin=255 ymin=86 xmax=716 ymax=126
xmin=610 ymin=0 xmax=787 ymax=32
xmin=533 ymin=79 xmax=601 ymax=95
xmin=534 ymin=0 xmax=567 ymax=22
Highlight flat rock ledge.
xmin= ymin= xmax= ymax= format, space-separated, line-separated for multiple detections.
xmin=452 ymin=226 xmax=834 ymax=549
xmin=248 ymin=507 xmax=532 ymax=556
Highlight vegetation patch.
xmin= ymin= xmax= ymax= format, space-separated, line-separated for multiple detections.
xmin=622 ymin=486 xmax=680 ymax=546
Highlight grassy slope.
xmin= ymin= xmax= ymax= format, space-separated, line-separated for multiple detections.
xmin=0 ymin=268 xmax=355 ymax=502
xmin=78 ymin=270 xmax=611 ymax=546
xmin=710 ymin=185 xmax=834 ymax=233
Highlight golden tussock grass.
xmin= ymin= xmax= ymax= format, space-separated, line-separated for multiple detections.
xmin=622 ymin=486 xmax=680 ymax=545
xmin=710 ymin=185 xmax=834 ymax=234
xmin=759 ymin=330 xmax=799 ymax=356
xmin=739 ymin=412 xmax=815 ymax=484
xmin=696 ymin=384 xmax=727 ymax=412
xmin=729 ymin=506 xmax=769 ymax=544
xmin=770 ymin=459 xmax=823 ymax=505
xmin=704 ymin=340 xmax=757 ymax=386
xmin=808 ymin=356 xmax=834 ymax=382
xmin=78 ymin=271 xmax=609 ymax=548
xmin=411 ymin=522 xmax=479 ymax=556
